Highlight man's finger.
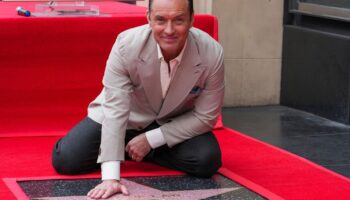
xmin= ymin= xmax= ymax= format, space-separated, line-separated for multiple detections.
xmin=87 ymin=188 xmax=93 ymax=196
xmin=129 ymin=151 xmax=133 ymax=159
xmin=101 ymin=188 xmax=116 ymax=199
xmin=125 ymin=143 xmax=130 ymax=152
xmin=88 ymin=188 xmax=99 ymax=198
xmin=132 ymin=154 xmax=138 ymax=161
xmin=95 ymin=189 xmax=106 ymax=199
xmin=135 ymin=156 xmax=143 ymax=162
xmin=120 ymin=185 xmax=129 ymax=195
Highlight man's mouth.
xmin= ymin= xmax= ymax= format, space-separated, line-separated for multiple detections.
xmin=162 ymin=36 xmax=177 ymax=43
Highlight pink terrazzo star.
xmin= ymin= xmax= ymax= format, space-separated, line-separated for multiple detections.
xmin=35 ymin=178 xmax=241 ymax=200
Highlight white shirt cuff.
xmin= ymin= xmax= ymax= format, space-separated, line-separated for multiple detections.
xmin=101 ymin=161 xmax=120 ymax=180
xmin=145 ymin=128 xmax=166 ymax=149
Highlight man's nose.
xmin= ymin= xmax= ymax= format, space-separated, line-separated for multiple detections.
xmin=164 ymin=21 xmax=175 ymax=34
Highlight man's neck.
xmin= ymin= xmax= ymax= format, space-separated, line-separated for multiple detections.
xmin=162 ymin=49 xmax=182 ymax=63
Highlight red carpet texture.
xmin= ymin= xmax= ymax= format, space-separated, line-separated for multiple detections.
xmin=1 ymin=129 xmax=350 ymax=199
xmin=216 ymin=128 xmax=350 ymax=199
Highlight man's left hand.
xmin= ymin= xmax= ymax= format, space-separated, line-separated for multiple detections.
xmin=125 ymin=133 xmax=151 ymax=162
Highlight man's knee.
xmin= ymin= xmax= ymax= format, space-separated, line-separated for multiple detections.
xmin=52 ymin=139 xmax=87 ymax=175
xmin=192 ymin=148 xmax=222 ymax=178
xmin=51 ymin=117 xmax=101 ymax=175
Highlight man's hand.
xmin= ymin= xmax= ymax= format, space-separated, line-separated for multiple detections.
xmin=87 ymin=179 xmax=129 ymax=199
xmin=125 ymin=133 xmax=151 ymax=162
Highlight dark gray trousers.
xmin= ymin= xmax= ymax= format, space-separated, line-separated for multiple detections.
xmin=52 ymin=117 xmax=222 ymax=178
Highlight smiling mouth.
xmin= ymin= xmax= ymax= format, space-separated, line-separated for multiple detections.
xmin=162 ymin=36 xmax=177 ymax=43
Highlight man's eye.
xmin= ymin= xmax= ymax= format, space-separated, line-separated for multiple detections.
xmin=175 ymin=19 xmax=184 ymax=24
xmin=156 ymin=18 xmax=165 ymax=24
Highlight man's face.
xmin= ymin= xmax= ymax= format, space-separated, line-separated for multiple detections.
xmin=148 ymin=0 xmax=193 ymax=61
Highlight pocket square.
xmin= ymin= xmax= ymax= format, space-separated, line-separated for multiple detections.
xmin=190 ymin=86 xmax=202 ymax=94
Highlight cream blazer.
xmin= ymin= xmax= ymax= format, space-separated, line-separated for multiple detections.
xmin=87 ymin=24 xmax=224 ymax=163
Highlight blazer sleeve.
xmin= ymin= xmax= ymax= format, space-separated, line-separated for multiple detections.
xmin=97 ymin=36 xmax=133 ymax=163
xmin=160 ymin=46 xmax=225 ymax=147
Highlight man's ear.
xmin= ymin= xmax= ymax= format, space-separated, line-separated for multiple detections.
xmin=190 ymin=14 xmax=194 ymax=27
xmin=146 ymin=11 xmax=151 ymax=25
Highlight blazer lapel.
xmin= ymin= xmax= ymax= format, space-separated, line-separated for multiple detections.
xmin=137 ymin=34 xmax=163 ymax=114
xmin=158 ymin=33 xmax=205 ymax=118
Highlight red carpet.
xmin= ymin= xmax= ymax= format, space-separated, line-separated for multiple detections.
xmin=1 ymin=5 xmax=349 ymax=199
xmin=1 ymin=128 xmax=349 ymax=200
xmin=216 ymin=128 xmax=350 ymax=200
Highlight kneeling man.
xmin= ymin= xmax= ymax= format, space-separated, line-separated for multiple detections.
xmin=52 ymin=0 xmax=224 ymax=198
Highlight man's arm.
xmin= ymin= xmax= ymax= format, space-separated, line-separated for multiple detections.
xmin=88 ymin=131 xmax=161 ymax=199
xmin=98 ymin=35 xmax=134 ymax=163
xmin=88 ymin=35 xmax=132 ymax=199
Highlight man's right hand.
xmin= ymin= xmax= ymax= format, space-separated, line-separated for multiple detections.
xmin=87 ymin=179 xmax=129 ymax=199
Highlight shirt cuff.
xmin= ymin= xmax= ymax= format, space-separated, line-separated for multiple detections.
xmin=145 ymin=127 xmax=166 ymax=149
xmin=101 ymin=161 xmax=120 ymax=180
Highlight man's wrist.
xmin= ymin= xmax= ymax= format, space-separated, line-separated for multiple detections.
xmin=145 ymin=128 xmax=166 ymax=149
xmin=101 ymin=161 xmax=120 ymax=180
xmin=103 ymin=179 xmax=120 ymax=183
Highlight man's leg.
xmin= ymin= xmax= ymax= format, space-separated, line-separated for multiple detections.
xmin=124 ymin=122 xmax=222 ymax=178
xmin=149 ymin=132 xmax=222 ymax=178
xmin=52 ymin=117 xmax=101 ymax=174
xmin=52 ymin=119 xmax=158 ymax=174
xmin=52 ymin=119 xmax=221 ymax=178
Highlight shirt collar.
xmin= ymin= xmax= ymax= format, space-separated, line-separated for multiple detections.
xmin=157 ymin=40 xmax=188 ymax=64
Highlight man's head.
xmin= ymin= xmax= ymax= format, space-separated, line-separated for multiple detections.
xmin=147 ymin=0 xmax=194 ymax=62
xmin=148 ymin=0 xmax=194 ymax=18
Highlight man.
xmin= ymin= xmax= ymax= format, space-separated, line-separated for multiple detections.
xmin=52 ymin=0 xmax=224 ymax=199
